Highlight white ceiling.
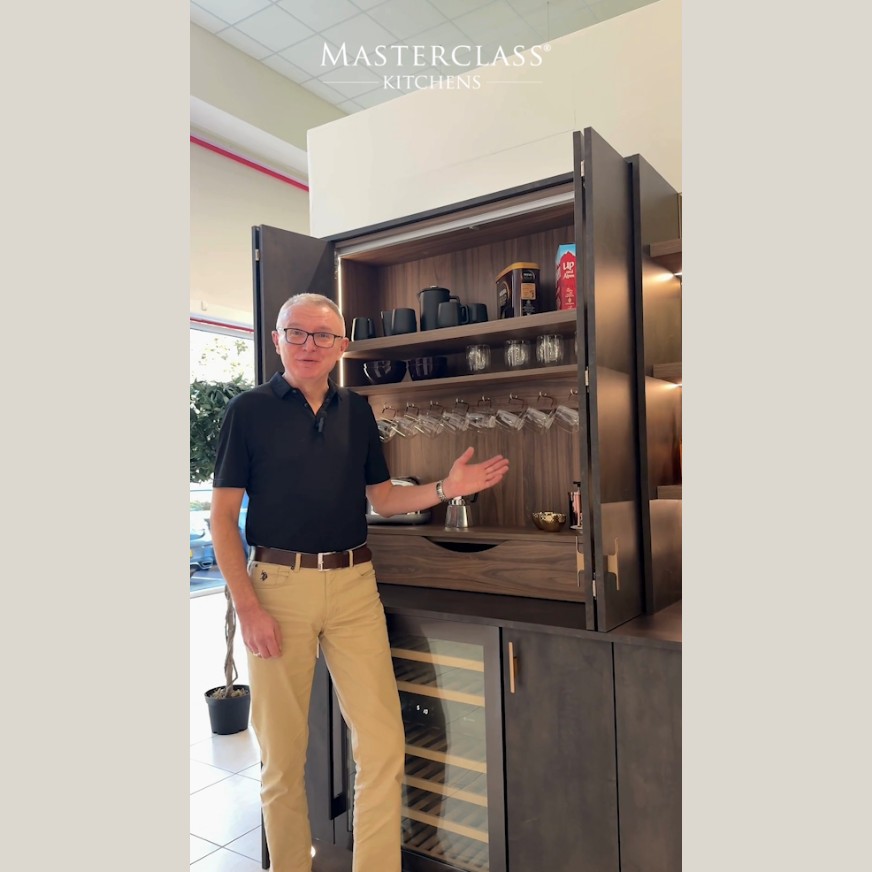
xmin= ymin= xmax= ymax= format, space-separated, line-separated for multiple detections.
xmin=190 ymin=0 xmax=657 ymax=114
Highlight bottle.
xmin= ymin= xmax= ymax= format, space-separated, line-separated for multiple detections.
xmin=568 ymin=481 xmax=582 ymax=530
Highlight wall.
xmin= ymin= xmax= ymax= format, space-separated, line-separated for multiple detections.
xmin=190 ymin=23 xmax=344 ymax=156
xmin=307 ymin=0 xmax=681 ymax=238
xmin=190 ymin=142 xmax=310 ymax=325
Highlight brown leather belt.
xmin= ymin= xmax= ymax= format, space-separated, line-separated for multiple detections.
xmin=252 ymin=544 xmax=372 ymax=571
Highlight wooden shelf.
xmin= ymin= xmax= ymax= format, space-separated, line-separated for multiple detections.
xmin=344 ymin=310 xmax=579 ymax=361
xmin=652 ymin=361 xmax=682 ymax=384
xmin=657 ymin=485 xmax=682 ymax=500
xmin=648 ymin=238 xmax=682 ymax=274
xmin=391 ymin=646 xmax=484 ymax=672
xmin=403 ymin=775 xmax=488 ymax=808
xmin=349 ymin=364 xmax=579 ymax=397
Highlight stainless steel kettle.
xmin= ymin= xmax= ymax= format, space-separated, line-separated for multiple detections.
xmin=444 ymin=493 xmax=478 ymax=530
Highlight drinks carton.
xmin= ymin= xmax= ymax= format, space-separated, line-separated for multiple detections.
xmin=555 ymin=244 xmax=577 ymax=310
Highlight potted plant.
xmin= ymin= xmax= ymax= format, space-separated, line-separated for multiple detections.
xmin=191 ymin=377 xmax=252 ymax=734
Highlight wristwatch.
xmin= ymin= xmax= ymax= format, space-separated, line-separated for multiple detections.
xmin=435 ymin=480 xmax=450 ymax=503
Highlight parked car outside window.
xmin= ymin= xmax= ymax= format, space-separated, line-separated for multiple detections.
xmin=190 ymin=484 xmax=249 ymax=578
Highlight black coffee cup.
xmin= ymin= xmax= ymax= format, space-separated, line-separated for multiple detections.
xmin=436 ymin=300 xmax=468 ymax=328
xmin=467 ymin=303 xmax=488 ymax=323
xmin=391 ymin=307 xmax=417 ymax=334
xmin=351 ymin=317 xmax=375 ymax=341
xmin=380 ymin=310 xmax=394 ymax=337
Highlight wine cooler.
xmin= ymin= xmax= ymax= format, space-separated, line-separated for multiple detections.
xmin=387 ymin=615 xmax=506 ymax=872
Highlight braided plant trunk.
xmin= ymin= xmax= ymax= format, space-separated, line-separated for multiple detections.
xmin=208 ymin=587 xmax=247 ymax=699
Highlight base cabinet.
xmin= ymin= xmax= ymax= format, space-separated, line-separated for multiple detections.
xmin=297 ymin=608 xmax=680 ymax=872
xmin=503 ymin=629 xmax=620 ymax=872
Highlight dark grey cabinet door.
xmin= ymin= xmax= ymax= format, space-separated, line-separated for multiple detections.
xmin=574 ymin=128 xmax=646 ymax=632
xmin=613 ymin=644 xmax=681 ymax=872
xmin=251 ymin=224 xmax=335 ymax=385
xmin=503 ymin=629 xmax=619 ymax=872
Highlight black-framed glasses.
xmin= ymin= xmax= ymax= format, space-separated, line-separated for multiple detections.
xmin=280 ymin=328 xmax=345 ymax=348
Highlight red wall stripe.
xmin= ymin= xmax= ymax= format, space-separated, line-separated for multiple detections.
xmin=190 ymin=134 xmax=309 ymax=192
xmin=190 ymin=316 xmax=254 ymax=333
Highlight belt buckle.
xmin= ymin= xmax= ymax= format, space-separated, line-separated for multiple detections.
xmin=317 ymin=551 xmax=326 ymax=571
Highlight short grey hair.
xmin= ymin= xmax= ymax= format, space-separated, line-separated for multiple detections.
xmin=276 ymin=293 xmax=345 ymax=334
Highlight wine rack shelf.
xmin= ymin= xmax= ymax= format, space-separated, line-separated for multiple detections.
xmin=404 ymin=726 xmax=488 ymax=774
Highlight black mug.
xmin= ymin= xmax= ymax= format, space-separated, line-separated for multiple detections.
xmin=351 ymin=317 xmax=375 ymax=341
xmin=380 ymin=310 xmax=394 ymax=337
xmin=467 ymin=303 xmax=488 ymax=324
xmin=436 ymin=300 xmax=469 ymax=328
xmin=391 ymin=307 xmax=417 ymax=334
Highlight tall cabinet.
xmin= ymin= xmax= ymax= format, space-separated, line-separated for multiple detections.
xmin=251 ymin=127 xmax=681 ymax=871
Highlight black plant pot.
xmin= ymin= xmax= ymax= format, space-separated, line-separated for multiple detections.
xmin=205 ymin=684 xmax=251 ymax=735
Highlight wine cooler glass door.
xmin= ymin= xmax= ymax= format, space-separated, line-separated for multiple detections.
xmin=387 ymin=614 xmax=505 ymax=872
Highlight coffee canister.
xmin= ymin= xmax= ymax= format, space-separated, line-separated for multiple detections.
xmin=497 ymin=262 xmax=540 ymax=318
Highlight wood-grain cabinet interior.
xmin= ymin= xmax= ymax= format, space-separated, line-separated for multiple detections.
xmin=335 ymin=187 xmax=583 ymax=537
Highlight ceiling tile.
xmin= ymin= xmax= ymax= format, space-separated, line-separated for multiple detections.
xmin=318 ymin=69 xmax=383 ymax=99
xmin=402 ymin=22 xmax=478 ymax=76
xmin=261 ymin=54 xmax=313 ymax=85
xmin=428 ymin=0 xmax=493 ymax=19
xmin=216 ymin=27 xmax=274 ymax=60
xmin=589 ymin=0 xmax=655 ymax=24
xmin=275 ymin=0 xmax=359 ymax=32
xmin=367 ymin=0 xmax=447 ymax=40
xmin=336 ymin=99 xmax=363 ymax=113
xmin=506 ymin=0 xmax=553 ymax=13
xmin=193 ymin=0 xmax=272 ymax=26
xmin=234 ymin=5 xmax=314 ymax=52
xmin=349 ymin=0 xmax=390 ymax=10
xmin=300 ymin=78 xmax=350 ymax=105
xmin=280 ymin=34 xmax=344 ymax=78
xmin=190 ymin=3 xmax=229 ymax=33
xmin=452 ymin=1 xmax=522 ymax=43
xmin=524 ymin=3 xmax=596 ymax=41
xmin=321 ymin=13 xmax=398 ymax=50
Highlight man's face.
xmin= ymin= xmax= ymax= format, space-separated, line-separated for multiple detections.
xmin=272 ymin=303 xmax=348 ymax=386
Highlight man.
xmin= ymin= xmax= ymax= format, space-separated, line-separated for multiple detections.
xmin=210 ymin=293 xmax=510 ymax=872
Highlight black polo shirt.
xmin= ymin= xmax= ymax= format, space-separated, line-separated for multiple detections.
xmin=213 ymin=373 xmax=390 ymax=553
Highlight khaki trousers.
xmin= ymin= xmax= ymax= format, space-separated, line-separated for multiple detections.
xmin=246 ymin=557 xmax=404 ymax=872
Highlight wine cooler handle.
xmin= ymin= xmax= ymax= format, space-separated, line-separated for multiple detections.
xmin=508 ymin=641 xmax=518 ymax=693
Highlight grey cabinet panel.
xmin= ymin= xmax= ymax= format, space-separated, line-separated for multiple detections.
xmin=614 ymin=644 xmax=681 ymax=872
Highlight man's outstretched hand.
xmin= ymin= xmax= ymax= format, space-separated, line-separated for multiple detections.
xmin=443 ymin=447 xmax=510 ymax=499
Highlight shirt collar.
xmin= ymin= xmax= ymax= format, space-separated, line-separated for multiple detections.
xmin=269 ymin=372 xmax=341 ymax=407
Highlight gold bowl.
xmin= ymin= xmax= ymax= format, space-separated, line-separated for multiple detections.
xmin=531 ymin=511 xmax=567 ymax=532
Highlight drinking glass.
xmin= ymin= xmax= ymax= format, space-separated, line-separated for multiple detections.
xmin=495 ymin=394 xmax=528 ymax=430
xmin=397 ymin=403 xmax=422 ymax=437
xmin=442 ymin=399 xmax=470 ymax=432
xmin=504 ymin=339 xmax=531 ymax=369
xmin=524 ymin=392 xmax=556 ymax=432
xmin=554 ymin=389 xmax=580 ymax=433
xmin=536 ymin=334 xmax=565 ymax=366
xmin=417 ymin=401 xmax=446 ymax=437
xmin=376 ymin=405 xmax=401 ymax=442
xmin=466 ymin=344 xmax=491 ymax=373
xmin=467 ymin=396 xmax=497 ymax=430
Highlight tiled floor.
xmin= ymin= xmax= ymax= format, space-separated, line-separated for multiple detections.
xmin=190 ymin=587 xmax=264 ymax=871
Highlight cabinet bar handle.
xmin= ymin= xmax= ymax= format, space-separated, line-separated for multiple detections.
xmin=508 ymin=642 xmax=517 ymax=694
